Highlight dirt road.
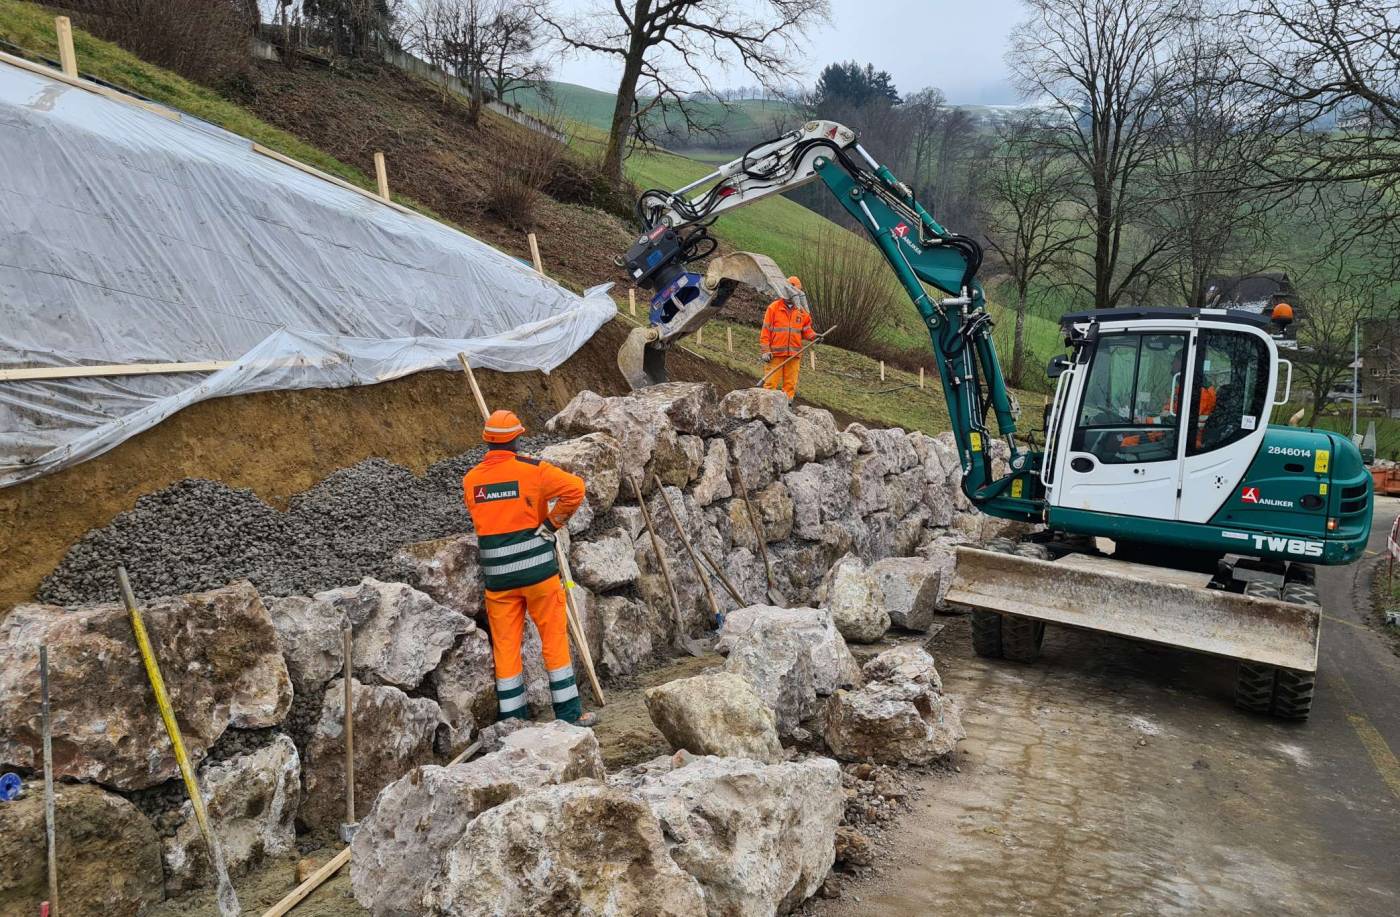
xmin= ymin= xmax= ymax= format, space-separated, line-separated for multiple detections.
xmin=811 ymin=497 xmax=1400 ymax=916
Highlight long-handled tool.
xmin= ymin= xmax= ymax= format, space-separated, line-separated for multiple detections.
xmin=735 ymin=474 xmax=787 ymax=606
xmin=631 ymin=477 xmax=707 ymax=657
xmin=340 ymin=627 xmax=357 ymax=844
xmin=40 ymin=644 xmax=58 ymax=917
xmin=118 ymin=567 xmax=240 ymax=917
xmin=651 ymin=474 xmax=724 ymax=627
xmin=758 ymin=324 xmax=838 ymax=389
xmin=554 ymin=535 xmax=606 ymax=706
xmin=698 ymin=546 xmax=748 ymax=607
xmin=455 ymin=356 xmax=606 ymax=707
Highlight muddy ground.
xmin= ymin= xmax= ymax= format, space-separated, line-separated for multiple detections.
xmin=808 ymin=496 xmax=1400 ymax=916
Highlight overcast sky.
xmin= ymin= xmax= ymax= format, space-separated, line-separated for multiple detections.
xmin=549 ymin=0 xmax=1026 ymax=105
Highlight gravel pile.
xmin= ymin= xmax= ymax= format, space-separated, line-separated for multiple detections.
xmin=36 ymin=437 xmax=560 ymax=606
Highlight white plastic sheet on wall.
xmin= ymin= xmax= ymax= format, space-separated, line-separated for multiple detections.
xmin=0 ymin=59 xmax=616 ymax=488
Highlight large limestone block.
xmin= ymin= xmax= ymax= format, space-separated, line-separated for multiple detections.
xmin=0 ymin=782 xmax=163 ymax=917
xmin=316 ymin=579 xmax=470 ymax=690
xmin=716 ymin=605 xmax=861 ymax=696
xmin=719 ymin=387 xmax=792 ymax=425
xmin=724 ymin=624 xmax=816 ymax=736
xmin=869 ymin=556 xmax=942 ymax=632
xmin=754 ymin=480 xmax=795 ymax=542
xmin=824 ymin=647 xmax=963 ymax=765
xmin=266 ymin=594 xmax=347 ymax=698
xmin=610 ymin=755 xmax=843 ymax=916
xmin=818 ymin=555 xmax=890 ymax=644
xmin=426 ymin=782 xmax=707 ymax=916
xmin=394 ymin=533 xmax=484 ymax=620
xmin=429 ymin=627 xmax=497 ymax=747
xmin=692 ymin=438 xmax=733 ymax=507
xmin=793 ymin=406 xmax=840 ymax=459
xmin=849 ymin=452 xmax=890 ymax=516
xmin=645 ymin=673 xmax=783 ymax=763
xmin=300 ymin=677 xmax=445 ymax=831
xmin=783 ymin=466 xmax=824 ymax=541
xmin=0 ymin=582 xmax=291 ymax=791
xmin=863 ymin=644 xmax=943 ymax=691
xmin=547 ymin=391 xmax=669 ymax=485
xmin=352 ymin=722 xmax=605 ymax=916
xmin=597 ymin=594 xmax=655 ymax=677
xmin=540 ymin=432 xmax=623 ymax=513
xmin=916 ymin=534 xmax=970 ymax=609
xmin=164 ymin=734 xmax=300 ymax=895
xmin=848 ymin=424 xmax=920 ymax=473
xmin=626 ymin=381 xmax=724 ymax=435
xmin=570 ymin=527 xmax=640 ymax=592
xmin=726 ymin=419 xmax=780 ymax=490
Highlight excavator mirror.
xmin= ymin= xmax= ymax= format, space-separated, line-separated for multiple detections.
xmin=1046 ymin=355 xmax=1071 ymax=379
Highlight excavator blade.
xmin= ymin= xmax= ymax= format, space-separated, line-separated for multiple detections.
xmin=946 ymin=547 xmax=1321 ymax=672
xmin=617 ymin=325 xmax=662 ymax=390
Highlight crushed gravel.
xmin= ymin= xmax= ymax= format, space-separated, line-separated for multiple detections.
xmin=36 ymin=437 xmax=561 ymax=606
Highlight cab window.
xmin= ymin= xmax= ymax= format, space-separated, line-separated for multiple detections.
xmin=1187 ymin=330 xmax=1269 ymax=455
xmin=1073 ymin=332 xmax=1188 ymax=464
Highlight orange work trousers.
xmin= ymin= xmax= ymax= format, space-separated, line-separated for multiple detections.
xmin=484 ymin=574 xmax=580 ymax=722
xmin=763 ymin=355 xmax=801 ymax=399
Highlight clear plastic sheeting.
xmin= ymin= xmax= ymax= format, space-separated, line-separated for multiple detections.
xmin=0 ymin=59 xmax=616 ymax=488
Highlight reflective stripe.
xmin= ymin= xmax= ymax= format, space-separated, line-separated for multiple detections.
xmin=496 ymin=673 xmax=524 ymax=690
xmin=551 ymin=684 xmax=580 ymax=703
xmin=480 ymin=536 xmax=550 ymax=559
xmin=481 ymin=553 xmax=556 ymax=576
xmin=498 ymin=692 xmax=528 ymax=712
xmin=547 ymin=664 xmax=574 ymax=681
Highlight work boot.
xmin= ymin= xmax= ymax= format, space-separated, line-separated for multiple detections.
xmin=570 ymin=710 xmax=599 ymax=728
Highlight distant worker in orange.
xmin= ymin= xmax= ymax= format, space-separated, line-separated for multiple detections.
xmin=760 ymin=276 xmax=817 ymax=399
xmin=462 ymin=409 xmax=595 ymax=726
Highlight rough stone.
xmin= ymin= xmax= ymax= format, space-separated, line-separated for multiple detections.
xmin=723 ymin=624 xmax=816 ymax=737
xmin=793 ymin=406 xmax=840 ymax=460
xmin=850 ymin=424 xmax=920 ymax=473
xmin=783 ymin=467 xmax=824 ymax=541
xmin=351 ymin=722 xmax=606 ymax=917
xmin=266 ymin=594 xmax=345 ymax=698
xmin=300 ymin=677 xmax=445 ymax=832
xmin=819 ymin=555 xmax=891 ymax=644
xmin=429 ymin=627 xmax=497 ymax=747
xmin=547 ymin=391 xmax=672 ymax=486
xmin=393 ymin=533 xmax=484 ymax=620
xmin=0 ymin=582 xmax=291 ymax=790
xmin=569 ymin=527 xmax=640 ymax=592
xmin=164 ymin=734 xmax=300 ymax=895
xmin=716 ymin=605 xmax=861 ymax=696
xmin=596 ymin=594 xmax=656 ymax=678
xmin=691 ymin=438 xmax=733 ymax=507
xmin=754 ymin=480 xmax=795 ymax=542
xmin=849 ymin=453 xmax=890 ymax=516
xmin=869 ymin=556 xmax=942 ymax=632
xmin=609 ymin=755 xmax=843 ymax=916
xmin=426 ymin=782 xmax=707 ymax=916
xmin=316 ymin=579 xmax=470 ymax=690
xmin=0 ymin=782 xmax=163 ymax=917
xmin=645 ymin=673 xmax=783 ymax=763
xmin=719 ymin=387 xmax=792 ymax=426
xmin=626 ymin=381 xmax=724 ymax=435
xmin=824 ymin=679 xmax=963 ymax=766
xmin=863 ymin=645 xmax=943 ymax=692
xmin=539 ymin=432 xmax=623 ymax=513
xmin=726 ymin=420 xmax=779 ymax=490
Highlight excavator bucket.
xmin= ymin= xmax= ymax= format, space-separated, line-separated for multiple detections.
xmin=945 ymin=547 xmax=1321 ymax=672
xmin=618 ymin=251 xmax=805 ymax=390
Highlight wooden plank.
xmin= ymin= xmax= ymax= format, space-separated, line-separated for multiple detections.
xmin=54 ymin=16 xmax=76 ymax=77
xmin=373 ymin=151 xmax=390 ymax=200
xmin=0 ymin=361 xmax=233 ymax=382
xmin=0 ymin=49 xmax=180 ymax=121
xmin=527 ymin=232 xmax=544 ymax=274
xmin=260 ymin=847 xmax=351 ymax=917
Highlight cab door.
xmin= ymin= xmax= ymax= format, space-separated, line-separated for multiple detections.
xmin=1050 ymin=331 xmax=1188 ymax=520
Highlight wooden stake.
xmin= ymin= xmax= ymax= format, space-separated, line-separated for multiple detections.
xmin=631 ymin=476 xmax=702 ymax=656
xmin=527 ymin=233 xmax=544 ymax=274
xmin=726 ymin=326 xmax=733 ymax=353
xmin=919 ymin=366 xmax=925 ymax=389
xmin=880 ymin=360 xmax=886 ymax=382
xmin=696 ymin=326 xmax=703 ymax=347
xmin=652 ymin=474 xmax=723 ymax=626
xmin=698 ymin=546 xmax=748 ymax=606
xmin=261 ymin=847 xmax=351 ymax=917
xmin=372 ymin=151 xmax=390 ymax=201
xmin=628 ymin=288 xmax=637 ymax=317
xmin=41 ymin=645 xmax=58 ymax=917
xmin=555 ymin=540 xmax=606 ymax=706
xmin=341 ymin=628 xmax=355 ymax=830
xmin=456 ymin=352 xmax=490 ymax=423
xmin=54 ymin=16 xmax=76 ymax=78
xmin=809 ymin=349 xmax=816 ymax=370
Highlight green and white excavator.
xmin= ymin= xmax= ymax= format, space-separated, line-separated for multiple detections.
xmin=616 ymin=120 xmax=1374 ymax=719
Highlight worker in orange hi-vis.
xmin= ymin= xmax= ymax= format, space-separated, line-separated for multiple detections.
xmin=462 ymin=409 xmax=595 ymax=726
xmin=760 ymin=275 xmax=817 ymax=399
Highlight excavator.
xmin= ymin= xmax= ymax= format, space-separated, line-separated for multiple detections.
xmin=616 ymin=120 xmax=1375 ymax=719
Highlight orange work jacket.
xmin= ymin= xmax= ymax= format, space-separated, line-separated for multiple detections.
xmin=760 ymin=299 xmax=816 ymax=357
xmin=463 ymin=449 xmax=584 ymax=590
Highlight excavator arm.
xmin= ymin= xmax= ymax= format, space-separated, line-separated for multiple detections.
xmin=619 ymin=120 xmax=1041 ymax=522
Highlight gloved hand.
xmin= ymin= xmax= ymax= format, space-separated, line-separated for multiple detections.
xmin=761 ymin=351 xmax=772 ymax=363
xmin=534 ymin=522 xmax=558 ymax=543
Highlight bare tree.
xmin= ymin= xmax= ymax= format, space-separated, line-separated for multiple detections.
xmin=482 ymin=5 xmax=547 ymax=105
xmin=1011 ymin=0 xmax=1191 ymax=309
xmin=532 ymin=0 xmax=829 ymax=186
xmin=406 ymin=0 xmax=545 ymax=122
xmin=982 ymin=117 xmax=1085 ymax=386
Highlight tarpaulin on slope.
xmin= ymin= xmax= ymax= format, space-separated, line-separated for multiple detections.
xmin=0 ymin=58 xmax=615 ymax=488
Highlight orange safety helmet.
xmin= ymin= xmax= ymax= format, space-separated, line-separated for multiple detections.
xmin=786 ymin=275 xmax=803 ymax=291
xmin=1271 ymin=301 xmax=1294 ymax=324
xmin=483 ymin=408 xmax=524 ymax=444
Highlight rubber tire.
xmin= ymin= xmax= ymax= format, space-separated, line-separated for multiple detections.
xmin=971 ymin=611 xmax=1004 ymax=658
xmin=1233 ymin=581 xmax=1318 ymax=720
xmin=1001 ymin=615 xmax=1046 ymax=663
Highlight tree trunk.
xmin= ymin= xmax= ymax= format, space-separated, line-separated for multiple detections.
xmin=603 ymin=43 xmax=647 ymax=187
xmin=1011 ymin=286 xmax=1028 ymax=387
